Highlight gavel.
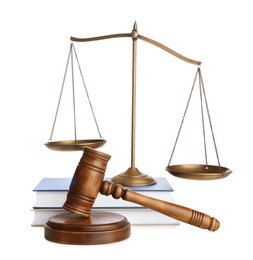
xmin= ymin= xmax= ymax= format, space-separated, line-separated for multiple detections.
xmin=63 ymin=147 xmax=220 ymax=232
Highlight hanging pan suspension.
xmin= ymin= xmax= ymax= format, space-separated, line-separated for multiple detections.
xmin=166 ymin=67 xmax=231 ymax=180
xmin=45 ymin=43 xmax=106 ymax=151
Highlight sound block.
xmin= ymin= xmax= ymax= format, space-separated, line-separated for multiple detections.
xmin=44 ymin=211 xmax=131 ymax=245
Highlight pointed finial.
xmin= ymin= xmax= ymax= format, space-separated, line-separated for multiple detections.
xmin=133 ymin=21 xmax=137 ymax=30
xmin=131 ymin=21 xmax=138 ymax=40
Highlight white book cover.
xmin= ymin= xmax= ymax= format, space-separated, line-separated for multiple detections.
xmin=31 ymin=208 xmax=180 ymax=226
xmin=33 ymin=177 xmax=174 ymax=208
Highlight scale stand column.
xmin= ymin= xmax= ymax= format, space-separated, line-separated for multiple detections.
xmin=111 ymin=23 xmax=156 ymax=186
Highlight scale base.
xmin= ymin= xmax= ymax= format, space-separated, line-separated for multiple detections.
xmin=111 ymin=167 xmax=156 ymax=186
xmin=44 ymin=211 xmax=131 ymax=245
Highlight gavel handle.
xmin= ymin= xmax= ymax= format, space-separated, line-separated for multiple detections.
xmin=100 ymin=181 xmax=220 ymax=231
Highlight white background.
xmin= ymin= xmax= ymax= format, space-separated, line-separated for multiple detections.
xmin=1 ymin=0 xmax=252 ymax=259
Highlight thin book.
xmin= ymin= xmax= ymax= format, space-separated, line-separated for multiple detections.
xmin=33 ymin=177 xmax=174 ymax=208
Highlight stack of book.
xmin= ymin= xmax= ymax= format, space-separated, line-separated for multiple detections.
xmin=31 ymin=177 xmax=179 ymax=226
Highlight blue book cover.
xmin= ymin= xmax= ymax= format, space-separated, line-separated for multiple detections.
xmin=33 ymin=177 xmax=174 ymax=192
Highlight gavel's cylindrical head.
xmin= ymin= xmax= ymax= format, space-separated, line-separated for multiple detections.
xmin=63 ymin=147 xmax=111 ymax=217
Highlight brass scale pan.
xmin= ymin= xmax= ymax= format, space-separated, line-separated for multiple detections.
xmin=45 ymin=25 xmax=232 ymax=180
xmin=166 ymin=164 xmax=232 ymax=180
xmin=165 ymin=68 xmax=232 ymax=180
xmin=45 ymin=139 xmax=106 ymax=151
xmin=45 ymin=41 xmax=106 ymax=153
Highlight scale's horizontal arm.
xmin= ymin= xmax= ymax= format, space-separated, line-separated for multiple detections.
xmin=70 ymin=29 xmax=201 ymax=66
xmin=70 ymin=33 xmax=132 ymax=42
xmin=138 ymin=34 xmax=202 ymax=66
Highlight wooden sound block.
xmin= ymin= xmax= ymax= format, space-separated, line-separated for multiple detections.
xmin=44 ymin=211 xmax=131 ymax=245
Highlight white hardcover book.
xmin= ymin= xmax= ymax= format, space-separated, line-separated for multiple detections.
xmin=33 ymin=177 xmax=174 ymax=208
xmin=31 ymin=208 xmax=180 ymax=226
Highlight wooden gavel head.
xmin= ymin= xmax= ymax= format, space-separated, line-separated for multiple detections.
xmin=63 ymin=147 xmax=111 ymax=217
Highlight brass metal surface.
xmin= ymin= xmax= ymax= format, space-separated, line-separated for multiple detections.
xmin=44 ymin=139 xmax=106 ymax=151
xmin=65 ymin=23 xmax=208 ymax=185
xmin=138 ymin=35 xmax=201 ymax=65
xmin=166 ymin=164 xmax=232 ymax=180
xmin=71 ymin=33 xmax=132 ymax=42
xmin=70 ymin=25 xmax=201 ymax=66
xmin=110 ymin=23 xmax=156 ymax=186
xmin=111 ymin=167 xmax=156 ymax=186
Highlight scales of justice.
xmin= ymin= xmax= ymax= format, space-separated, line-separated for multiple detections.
xmin=45 ymin=22 xmax=231 ymax=184
xmin=43 ymin=23 xmax=232 ymax=245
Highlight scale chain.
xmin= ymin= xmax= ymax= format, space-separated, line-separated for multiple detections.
xmin=72 ymin=44 xmax=102 ymax=139
xmin=199 ymin=69 xmax=221 ymax=168
xmin=49 ymin=43 xmax=72 ymax=141
xmin=168 ymin=67 xmax=221 ymax=170
xmin=199 ymin=69 xmax=208 ymax=165
xmin=48 ymin=43 xmax=103 ymax=141
xmin=168 ymin=68 xmax=199 ymax=166
xmin=71 ymin=43 xmax=77 ymax=141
